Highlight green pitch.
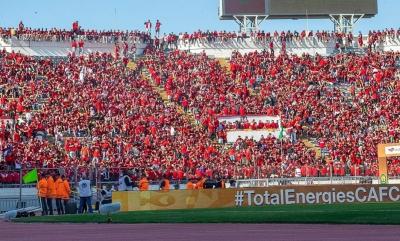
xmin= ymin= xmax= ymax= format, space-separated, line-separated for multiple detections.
xmin=16 ymin=202 xmax=400 ymax=224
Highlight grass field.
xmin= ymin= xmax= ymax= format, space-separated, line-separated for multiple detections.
xmin=16 ymin=202 xmax=400 ymax=224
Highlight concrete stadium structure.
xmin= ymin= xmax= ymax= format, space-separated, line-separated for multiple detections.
xmin=2 ymin=34 xmax=400 ymax=59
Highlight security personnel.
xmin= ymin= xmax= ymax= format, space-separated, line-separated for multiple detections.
xmin=55 ymin=174 xmax=70 ymax=215
xmin=219 ymin=178 xmax=225 ymax=189
xmin=186 ymin=179 xmax=196 ymax=190
xmin=55 ymin=173 xmax=64 ymax=215
xmin=196 ymin=177 xmax=207 ymax=190
xmin=78 ymin=175 xmax=93 ymax=214
xmin=37 ymin=173 xmax=48 ymax=216
xmin=118 ymin=170 xmax=133 ymax=191
xmin=139 ymin=174 xmax=149 ymax=191
xmin=61 ymin=175 xmax=71 ymax=213
xmin=46 ymin=173 xmax=56 ymax=215
xmin=160 ymin=174 xmax=170 ymax=191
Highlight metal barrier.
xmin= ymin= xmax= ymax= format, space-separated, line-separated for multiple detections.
xmin=0 ymin=196 xmax=39 ymax=213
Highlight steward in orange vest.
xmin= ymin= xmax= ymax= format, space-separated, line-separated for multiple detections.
xmin=55 ymin=174 xmax=71 ymax=215
xmin=37 ymin=173 xmax=48 ymax=215
xmin=186 ymin=179 xmax=196 ymax=190
xmin=46 ymin=173 xmax=56 ymax=215
xmin=139 ymin=174 xmax=149 ymax=191
xmin=196 ymin=177 xmax=207 ymax=189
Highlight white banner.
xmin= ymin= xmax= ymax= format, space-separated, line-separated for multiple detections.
xmin=226 ymin=129 xmax=286 ymax=143
xmin=385 ymin=146 xmax=400 ymax=155
xmin=218 ymin=115 xmax=280 ymax=125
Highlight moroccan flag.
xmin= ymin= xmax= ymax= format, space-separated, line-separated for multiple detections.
xmin=23 ymin=169 xmax=38 ymax=184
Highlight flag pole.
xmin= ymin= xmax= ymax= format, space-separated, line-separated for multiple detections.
xmin=279 ymin=127 xmax=284 ymax=161
xmin=280 ymin=138 xmax=283 ymax=177
xmin=18 ymin=168 xmax=22 ymax=208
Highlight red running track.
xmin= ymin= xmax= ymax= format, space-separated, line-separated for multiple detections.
xmin=1 ymin=222 xmax=400 ymax=241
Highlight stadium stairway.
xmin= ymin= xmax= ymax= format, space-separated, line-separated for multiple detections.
xmin=218 ymin=58 xmax=258 ymax=97
xmin=301 ymin=138 xmax=322 ymax=159
xmin=141 ymin=66 xmax=200 ymax=129
xmin=126 ymin=61 xmax=137 ymax=70
xmin=218 ymin=58 xmax=230 ymax=73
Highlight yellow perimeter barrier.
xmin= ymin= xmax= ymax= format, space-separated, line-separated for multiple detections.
xmin=113 ymin=184 xmax=400 ymax=211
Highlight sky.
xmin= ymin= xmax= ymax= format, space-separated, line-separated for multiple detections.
xmin=0 ymin=0 xmax=398 ymax=34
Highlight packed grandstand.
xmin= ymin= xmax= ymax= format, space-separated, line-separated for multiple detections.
xmin=0 ymin=21 xmax=399 ymax=185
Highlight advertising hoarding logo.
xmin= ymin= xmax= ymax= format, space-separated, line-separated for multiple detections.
xmin=380 ymin=174 xmax=388 ymax=184
xmin=234 ymin=186 xmax=400 ymax=206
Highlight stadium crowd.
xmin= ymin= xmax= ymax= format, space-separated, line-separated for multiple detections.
xmin=0 ymin=21 xmax=151 ymax=44
xmin=2 ymin=21 xmax=400 ymax=52
xmin=154 ymin=28 xmax=400 ymax=52
xmin=1 ymin=22 xmax=400 ymax=184
xmin=143 ymin=48 xmax=400 ymax=178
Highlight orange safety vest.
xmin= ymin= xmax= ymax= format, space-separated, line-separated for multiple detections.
xmin=55 ymin=178 xmax=71 ymax=199
xmin=62 ymin=180 xmax=71 ymax=200
xmin=139 ymin=178 xmax=149 ymax=191
xmin=37 ymin=178 xmax=48 ymax=198
xmin=196 ymin=178 xmax=206 ymax=189
xmin=46 ymin=176 xmax=56 ymax=198
xmin=221 ymin=180 xmax=225 ymax=189
xmin=186 ymin=181 xmax=195 ymax=190
xmin=55 ymin=178 xmax=63 ymax=198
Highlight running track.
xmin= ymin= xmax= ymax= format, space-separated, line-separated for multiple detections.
xmin=1 ymin=222 xmax=400 ymax=241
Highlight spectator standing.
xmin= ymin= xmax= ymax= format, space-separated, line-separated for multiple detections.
xmin=358 ymin=32 xmax=364 ymax=47
xmin=155 ymin=20 xmax=161 ymax=37
xmin=130 ymin=42 xmax=137 ymax=60
xmin=123 ymin=41 xmax=128 ymax=57
xmin=100 ymin=185 xmax=113 ymax=205
xmin=145 ymin=19 xmax=152 ymax=35
xmin=114 ymin=43 xmax=120 ymax=59
xmin=159 ymin=174 xmax=170 ymax=191
xmin=78 ymin=175 xmax=93 ymax=214
xmin=72 ymin=21 xmax=79 ymax=34
xmin=46 ymin=173 xmax=56 ymax=215
xmin=18 ymin=21 xmax=24 ymax=31
xmin=71 ymin=40 xmax=77 ymax=55
xmin=269 ymin=41 xmax=274 ymax=55
xmin=78 ymin=39 xmax=84 ymax=55
xmin=118 ymin=170 xmax=133 ymax=191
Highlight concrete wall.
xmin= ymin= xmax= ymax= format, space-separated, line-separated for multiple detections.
xmin=0 ymin=37 xmax=147 ymax=57
xmin=178 ymin=38 xmax=336 ymax=58
xmin=2 ymin=36 xmax=400 ymax=58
